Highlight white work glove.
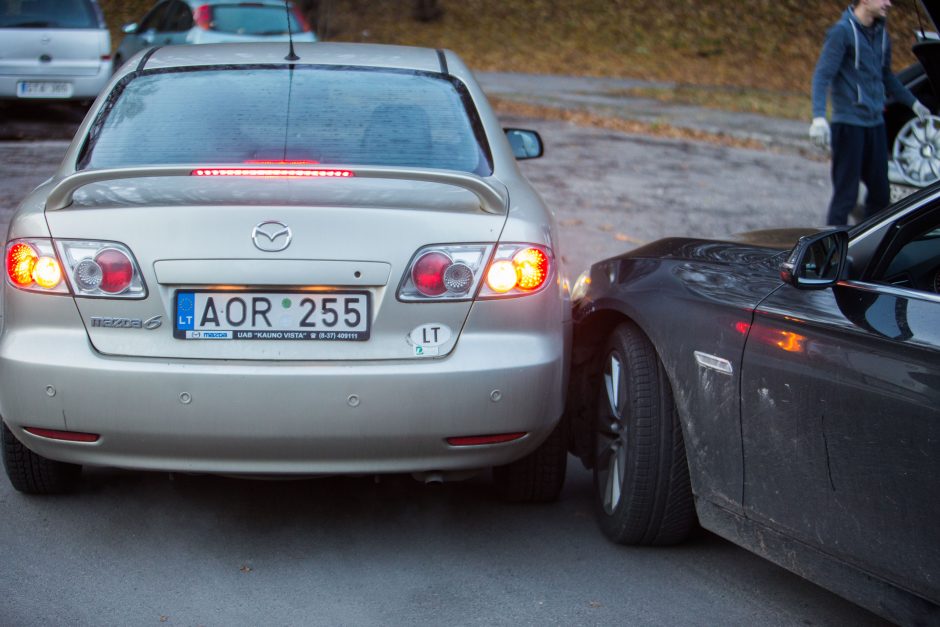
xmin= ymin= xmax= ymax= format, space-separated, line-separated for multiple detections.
xmin=809 ymin=117 xmax=830 ymax=150
xmin=913 ymin=100 xmax=931 ymax=120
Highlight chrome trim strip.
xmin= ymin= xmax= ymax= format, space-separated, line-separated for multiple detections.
xmin=839 ymin=280 xmax=940 ymax=304
xmin=693 ymin=351 xmax=734 ymax=376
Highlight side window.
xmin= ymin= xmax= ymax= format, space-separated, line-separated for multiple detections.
xmin=870 ymin=214 xmax=940 ymax=295
xmin=139 ymin=2 xmax=169 ymax=32
xmin=163 ymin=0 xmax=193 ymax=32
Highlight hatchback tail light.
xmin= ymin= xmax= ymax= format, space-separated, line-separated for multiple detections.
xmin=5 ymin=239 xmax=68 ymax=294
xmin=398 ymin=245 xmax=491 ymax=302
xmin=193 ymin=5 xmax=213 ymax=30
xmin=398 ymin=243 xmax=554 ymax=302
xmin=55 ymin=240 xmax=147 ymax=299
xmin=478 ymin=244 xmax=553 ymax=298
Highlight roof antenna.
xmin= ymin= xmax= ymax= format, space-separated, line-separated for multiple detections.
xmin=284 ymin=0 xmax=299 ymax=61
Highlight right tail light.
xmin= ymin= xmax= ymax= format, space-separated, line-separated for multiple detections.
xmin=398 ymin=243 xmax=553 ymax=302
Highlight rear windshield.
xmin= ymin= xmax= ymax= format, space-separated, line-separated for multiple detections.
xmin=0 ymin=0 xmax=98 ymax=28
xmin=81 ymin=66 xmax=492 ymax=175
xmin=210 ymin=5 xmax=306 ymax=34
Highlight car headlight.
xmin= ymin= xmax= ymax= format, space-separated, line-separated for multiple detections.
xmin=570 ymin=271 xmax=592 ymax=302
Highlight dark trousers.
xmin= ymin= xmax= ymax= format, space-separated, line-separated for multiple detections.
xmin=827 ymin=123 xmax=889 ymax=226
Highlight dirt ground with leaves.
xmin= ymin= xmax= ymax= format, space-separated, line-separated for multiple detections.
xmin=99 ymin=0 xmax=927 ymax=105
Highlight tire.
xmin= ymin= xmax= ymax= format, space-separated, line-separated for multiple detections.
xmin=1 ymin=422 xmax=81 ymax=494
xmin=593 ymin=322 xmax=695 ymax=545
xmin=493 ymin=418 xmax=567 ymax=503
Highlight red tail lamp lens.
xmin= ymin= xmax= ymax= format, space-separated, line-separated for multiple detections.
xmin=513 ymin=248 xmax=549 ymax=290
xmin=95 ymin=249 xmax=133 ymax=294
xmin=194 ymin=5 xmax=212 ymax=29
xmin=446 ymin=433 xmax=527 ymax=446
xmin=412 ymin=251 xmax=452 ymax=296
xmin=7 ymin=242 xmax=37 ymax=287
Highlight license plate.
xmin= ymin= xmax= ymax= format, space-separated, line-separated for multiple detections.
xmin=174 ymin=291 xmax=370 ymax=340
xmin=16 ymin=81 xmax=73 ymax=98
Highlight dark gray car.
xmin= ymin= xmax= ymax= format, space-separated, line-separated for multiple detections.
xmin=566 ymin=184 xmax=940 ymax=624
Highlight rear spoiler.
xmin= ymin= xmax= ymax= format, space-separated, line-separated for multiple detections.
xmin=45 ymin=165 xmax=509 ymax=214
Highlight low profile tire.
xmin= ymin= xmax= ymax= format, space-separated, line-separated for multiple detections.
xmin=493 ymin=419 xmax=567 ymax=503
xmin=1 ymin=422 xmax=81 ymax=494
xmin=593 ymin=322 xmax=695 ymax=545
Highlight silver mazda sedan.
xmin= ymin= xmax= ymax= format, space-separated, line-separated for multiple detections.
xmin=1 ymin=43 xmax=571 ymax=501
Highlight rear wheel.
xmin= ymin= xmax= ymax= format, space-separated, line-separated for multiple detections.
xmin=593 ymin=322 xmax=695 ymax=545
xmin=493 ymin=418 xmax=567 ymax=502
xmin=1 ymin=422 xmax=81 ymax=494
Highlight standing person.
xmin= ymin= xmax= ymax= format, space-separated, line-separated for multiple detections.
xmin=810 ymin=0 xmax=929 ymax=225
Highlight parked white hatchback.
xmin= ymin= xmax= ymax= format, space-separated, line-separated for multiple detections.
xmin=1 ymin=42 xmax=571 ymax=501
xmin=0 ymin=0 xmax=112 ymax=102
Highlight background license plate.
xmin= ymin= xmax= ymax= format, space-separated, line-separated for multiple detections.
xmin=17 ymin=81 xmax=73 ymax=98
xmin=175 ymin=291 xmax=370 ymax=340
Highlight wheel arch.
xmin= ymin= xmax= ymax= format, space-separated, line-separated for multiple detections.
xmin=567 ymin=306 xmax=688 ymax=469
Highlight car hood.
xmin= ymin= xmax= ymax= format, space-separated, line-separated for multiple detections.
xmin=623 ymin=236 xmax=791 ymax=270
xmin=573 ymin=236 xmax=790 ymax=318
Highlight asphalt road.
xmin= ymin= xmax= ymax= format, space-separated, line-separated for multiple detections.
xmin=0 ymin=106 xmax=887 ymax=626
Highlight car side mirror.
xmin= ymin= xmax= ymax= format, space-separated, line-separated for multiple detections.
xmin=122 ymin=22 xmax=139 ymax=34
xmin=504 ymin=128 xmax=543 ymax=160
xmin=779 ymin=229 xmax=849 ymax=290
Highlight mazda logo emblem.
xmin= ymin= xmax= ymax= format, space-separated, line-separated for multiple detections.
xmin=252 ymin=221 xmax=292 ymax=252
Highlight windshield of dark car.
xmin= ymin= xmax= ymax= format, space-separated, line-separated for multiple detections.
xmin=80 ymin=66 xmax=492 ymax=175
xmin=210 ymin=5 xmax=305 ymax=34
xmin=0 ymin=0 xmax=98 ymax=28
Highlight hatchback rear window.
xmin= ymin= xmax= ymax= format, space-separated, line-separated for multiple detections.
xmin=0 ymin=0 xmax=98 ymax=28
xmin=81 ymin=66 xmax=492 ymax=175
xmin=209 ymin=5 xmax=307 ymax=34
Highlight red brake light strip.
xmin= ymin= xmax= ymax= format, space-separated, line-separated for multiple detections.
xmin=191 ymin=168 xmax=353 ymax=178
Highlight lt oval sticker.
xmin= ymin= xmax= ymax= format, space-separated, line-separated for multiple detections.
xmin=409 ymin=324 xmax=452 ymax=348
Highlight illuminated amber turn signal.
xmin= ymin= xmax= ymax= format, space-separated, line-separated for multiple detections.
xmin=486 ymin=260 xmax=517 ymax=293
xmin=33 ymin=256 xmax=62 ymax=289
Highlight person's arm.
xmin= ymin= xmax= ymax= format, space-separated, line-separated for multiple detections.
xmin=812 ymin=25 xmax=846 ymax=119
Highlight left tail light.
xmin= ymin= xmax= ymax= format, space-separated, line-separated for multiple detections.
xmin=5 ymin=239 xmax=68 ymax=294
xmin=55 ymin=240 xmax=147 ymax=298
xmin=5 ymin=239 xmax=146 ymax=298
